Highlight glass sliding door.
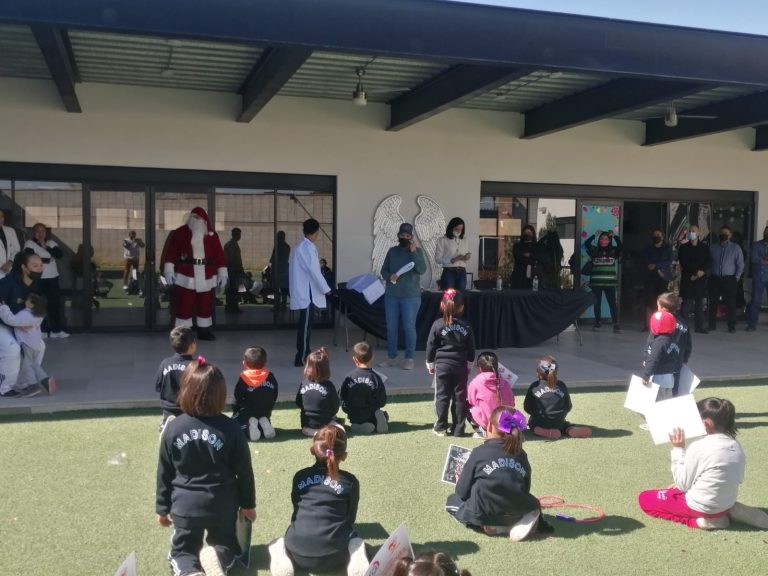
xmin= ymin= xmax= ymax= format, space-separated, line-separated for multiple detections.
xmin=14 ymin=181 xmax=84 ymax=329
xmin=214 ymin=187 xmax=275 ymax=326
xmin=89 ymin=186 xmax=148 ymax=327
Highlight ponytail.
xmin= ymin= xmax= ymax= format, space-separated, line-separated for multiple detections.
xmin=311 ymin=424 xmax=348 ymax=480
xmin=537 ymin=355 xmax=558 ymax=390
xmin=440 ymin=289 xmax=464 ymax=326
xmin=489 ymin=405 xmax=525 ymax=456
xmin=697 ymin=397 xmax=738 ymax=438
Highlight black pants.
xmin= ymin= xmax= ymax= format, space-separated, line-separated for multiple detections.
xmin=590 ymin=286 xmax=618 ymax=325
xmin=288 ymin=549 xmax=349 ymax=572
xmin=38 ymin=277 xmax=63 ymax=334
xmin=434 ymin=362 xmax=469 ymax=436
xmin=225 ymin=270 xmax=241 ymax=311
xmin=708 ymin=275 xmax=738 ymax=329
xmin=295 ymin=304 xmax=315 ymax=365
xmin=680 ymin=275 xmax=708 ymax=331
xmin=169 ymin=513 xmax=239 ymax=576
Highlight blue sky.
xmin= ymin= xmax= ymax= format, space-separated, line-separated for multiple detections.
xmin=448 ymin=1 xmax=768 ymax=36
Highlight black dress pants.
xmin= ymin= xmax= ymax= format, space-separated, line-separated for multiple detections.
xmin=708 ymin=275 xmax=738 ymax=329
xmin=434 ymin=362 xmax=469 ymax=436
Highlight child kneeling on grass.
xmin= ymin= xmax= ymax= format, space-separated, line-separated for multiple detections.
xmin=232 ymin=346 xmax=278 ymax=441
xmin=340 ymin=341 xmax=388 ymax=435
xmin=467 ymin=351 xmax=514 ymax=438
xmin=445 ymin=406 xmax=554 ymax=541
xmin=269 ymin=424 xmax=369 ymax=576
xmin=156 ymin=359 xmax=256 ymax=576
xmin=296 ymin=347 xmax=341 ymax=437
xmin=523 ymin=356 xmax=591 ymax=439
xmin=638 ymin=397 xmax=768 ymax=530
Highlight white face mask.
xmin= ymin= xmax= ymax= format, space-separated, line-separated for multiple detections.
xmin=189 ymin=216 xmax=207 ymax=235
xmin=689 ymin=232 xmax=698 ymax=241
xmin=452 ymin=230 xmax=461 ymax=238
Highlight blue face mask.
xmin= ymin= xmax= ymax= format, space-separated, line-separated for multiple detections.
xmin=689 ymin=232 xmax=698 ymax=241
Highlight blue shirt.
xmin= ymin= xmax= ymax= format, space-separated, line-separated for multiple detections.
xmin=709 ymin=241 xmax=744 ymax=278
xmin=751 ymin=239 xmax=768 ymax=281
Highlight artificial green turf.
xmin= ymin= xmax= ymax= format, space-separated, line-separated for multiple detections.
xmin=1 ymin=382 xmax=767 ymax=576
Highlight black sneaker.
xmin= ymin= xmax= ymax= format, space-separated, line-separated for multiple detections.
xmin=0 ymin=389 xmax=21 ymax=398
xmin=537 ymin=517 xmax=555 ymax=534
xmin=21 ymin=386 xmax=43 ymax=398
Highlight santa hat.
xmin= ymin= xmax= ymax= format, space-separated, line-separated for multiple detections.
xmin=189 ymin=207 xmax=214 ymax=235
xmin=650 ymin=310 xmax=676 ymax=335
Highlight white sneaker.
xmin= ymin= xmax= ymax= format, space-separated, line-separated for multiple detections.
xmin=347 ymin=537 xmax=370 ymax=576
xmin=268 ymin=538 xmax=295 ymax=576
xmin=696 ymin=515 xmax=730 ymax=530
xmin=402 ymin=358 xmax=415 ymax=370
xmin=248 ymin=417 xmax=261 ymax=441
xmin=729 ymin=502 xmax=768 ymax=529
xmin=50 ymin=331 xmax=70 ymax=339
xmin=199 ymin=546 xmax=225 ymax=576
xmin=259 ymin=416 xmax=276 ymax=439
xmin=350 ymin=422 xmax=376 ymax=435
xmin=378 ymin=357 xmax=399 ymax=368
xmin=301 ymin=427 xmax=318 ymax=437
xmin=510 ymin=510 xmax=541 ymax=541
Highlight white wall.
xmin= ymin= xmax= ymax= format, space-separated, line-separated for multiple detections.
xmin=1 ymin=77 xmax=767 ymax=282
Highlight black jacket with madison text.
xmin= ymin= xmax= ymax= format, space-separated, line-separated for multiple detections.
xmin=523 ymin=379 xmax=573 ymax=430
xmin=233 ymin=368 xmax=279 ymax=419
xmin=156 ymin=413 xmax=255 ymax=519
xmin=284 ymin=461 xmax=359 ymax=559
xmin=295 ymin=380 xmax=340 ymax=429
xmin=339 ymin=367 xmax=387 ymax=424
xmin=448 ymin=439 xmax=539 ymax=526
xmin=426 ymin=317 xmax=476 ymax=367
xmin=154 ymin=353 xmax=193 ymax=414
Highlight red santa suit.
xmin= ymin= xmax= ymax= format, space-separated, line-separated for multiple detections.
xmin=161 ymin=207 xmax=227 ymax=331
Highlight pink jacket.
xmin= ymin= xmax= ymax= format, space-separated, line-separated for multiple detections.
xmin=468 ymin=371 xmax=515 ymax=430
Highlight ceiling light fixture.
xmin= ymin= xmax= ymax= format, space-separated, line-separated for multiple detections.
xmin=352 ymin=67 xmax=367 ymax=106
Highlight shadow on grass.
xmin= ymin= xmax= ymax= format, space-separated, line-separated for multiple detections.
xmin=416 ymin=540 xmax=480 ymax=557
xmin=522 ymin=426 xmax=632 ymax=442
xmin=734 ymin=421 xmax=768 ymax=429
xmin=385 ymin=421 xmax=434 ymax=434
xmin=541 ymin=514 xmax=645 ymax=539
xmin=355 ymin=522 xmax=391 ymax=540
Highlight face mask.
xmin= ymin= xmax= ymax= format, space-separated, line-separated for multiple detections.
xmin=27 ymin=271 xmax=42 ymax=282
xmin=452 ymin=230 xmax=461 ymax=238
xmin=719 ymin=234 xmax=729 ymax=242
xmin=523 ymin=233 xmax=533 ymax=241
xmin=398 ymin=238 xmax=411 ymax=248
xmin=598 ymin=239 xmax=609 ymax=247
xmin=653 ymin=235 xmax=662 ymax=243
xmin=688 ymin=232 xmax=698 ymax=241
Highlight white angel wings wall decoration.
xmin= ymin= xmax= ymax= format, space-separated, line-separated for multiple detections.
xmin=371 ymin=194 xmax=448 ymax=289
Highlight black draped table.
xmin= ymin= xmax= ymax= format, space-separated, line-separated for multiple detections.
xmin=335 ymin=288 xmax=595 ymax=349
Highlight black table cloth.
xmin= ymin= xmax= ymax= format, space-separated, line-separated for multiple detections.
xmin=335 ymin=288 xmax=595 ymax=349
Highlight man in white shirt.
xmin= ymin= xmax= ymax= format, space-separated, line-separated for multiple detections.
xmin=0 ymin=210 xmax=21 ymax=279
xmin=289 ymin=219 xmax=331 ymax=367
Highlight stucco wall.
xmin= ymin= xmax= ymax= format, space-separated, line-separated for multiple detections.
xmin=1 ymin=77 xmax=766 ymax=282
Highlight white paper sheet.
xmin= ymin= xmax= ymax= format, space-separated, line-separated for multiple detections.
xmin=364 ymin=523 xmax=414 ymax=576
xmin=676 ymin=365 xmax=701 ymax=397
xmin=113 ymin=552 xmax=137 ymax=576
xmin=624 ymin=374 xmax=659 ymax=415
xmin=390 ymin=261 xmax=416 ymax=283
xmin=645 ymin=395 xmax=707 ymax=445
xmin=497 ymin=362 xmax=518 ymax=387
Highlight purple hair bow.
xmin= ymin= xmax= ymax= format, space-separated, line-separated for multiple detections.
xmin=498 ymin=410 xmax=527 ymax=433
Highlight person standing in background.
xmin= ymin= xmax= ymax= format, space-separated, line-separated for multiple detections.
xmin=270 ymin=230 xmax=291 ymax=311
xmin=435 ymin=217 xmax=471 ymax=291
xmin=677 ymin=225 xmax=710 ymax=333
xmin=641 ymin=229 xmax=672 ymax=332
xmin=122 ymin=230 xmax=145 ymax=292
xmin=0 ymin=209 xmax=21 ymax=280
xmin=746 ymin=225 xmax=768 ymax=331
xmin=289 ymin=219 xmax=331 ymax=367
xmin=223 ymin=227 xmax=244 ymax=314
xmin=708 ymin=226 xmax=744 ymax=333
xmin=511 ymin=225 xmax=539 ymax=290
xmin=24 ymin=223 xmax=68 ymax=338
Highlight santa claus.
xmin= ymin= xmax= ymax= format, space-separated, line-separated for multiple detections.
xmin=162 ymin=207 xmax=227 ymax=340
